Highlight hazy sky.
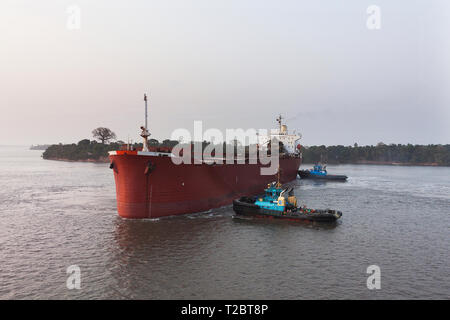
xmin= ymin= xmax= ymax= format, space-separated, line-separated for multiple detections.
xmin=1 ymin=0 xmax=449 ymax=146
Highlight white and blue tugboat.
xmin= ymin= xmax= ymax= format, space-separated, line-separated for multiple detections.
xmin=232 ymin=174 xmax=342 ymax=222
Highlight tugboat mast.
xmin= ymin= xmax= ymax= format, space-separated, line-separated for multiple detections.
xmin=275 ymin=114 xmax=283 ymax=188
xmin=276 ymin=163 xmax=282 ymax=188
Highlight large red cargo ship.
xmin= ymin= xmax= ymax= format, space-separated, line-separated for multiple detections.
xmin=109 ymin=96 xmax=302 ymax=219
xmin=109 ymin=151 xmax=301 ymax=219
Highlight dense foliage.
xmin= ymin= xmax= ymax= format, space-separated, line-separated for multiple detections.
xmin=302 ymin=143 xmax=450 ymax=166
xmin=42 ymin=139 xmax=181 ymax=161
xmin=43 ymin=140 xmax=124 ymax=161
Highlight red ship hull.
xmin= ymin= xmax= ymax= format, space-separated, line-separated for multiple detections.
xmin=109 ymin=151 xmax=301 ymax=219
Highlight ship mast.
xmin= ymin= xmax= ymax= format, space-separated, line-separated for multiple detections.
xmin=276 ymin=114 xmax=283 ymax=132
xmin=140 ymin=93 xmax=150 ymax=152
xmin=145 ymin=93 xmax=148 ymax=130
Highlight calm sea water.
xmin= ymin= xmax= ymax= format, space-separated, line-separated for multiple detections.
xmin=0 ymin=146 xmax=449 ymax=299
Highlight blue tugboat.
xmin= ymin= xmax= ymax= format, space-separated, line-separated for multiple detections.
xmin=232 ymin=172 xmax=342 ymax=222
xmin=298 ymin=163 xmax=348 ymax=181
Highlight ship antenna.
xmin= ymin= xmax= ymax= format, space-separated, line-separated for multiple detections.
xmin=140 ymin=93 xmax=150 ymax=152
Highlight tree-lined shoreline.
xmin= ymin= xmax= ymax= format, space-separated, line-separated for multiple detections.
xmin=42 ymin=140 xmax=450 ymax=166
xmin=41 ymin=127 xmax=450 ymax=166
xmin=301 ymin=143 xmax=450 ymax=166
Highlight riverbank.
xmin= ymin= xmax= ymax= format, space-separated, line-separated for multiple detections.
xmin=302 ymin=161 xmax=448 ymax=167
xmin=47 ymin=158 xmax=448 ymax=167
xmin=43 ymin=157 xmax=109 ymax=163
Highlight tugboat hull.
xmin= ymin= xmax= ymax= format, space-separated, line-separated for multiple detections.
xmin=298 ymin=170 xmax=347 ymax=181
xmin=233 ymin=198 xmax=342 ymax=222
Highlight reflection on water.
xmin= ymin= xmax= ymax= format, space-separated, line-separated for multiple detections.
xmin=0 ymin=147 xmax=449 ymax=299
